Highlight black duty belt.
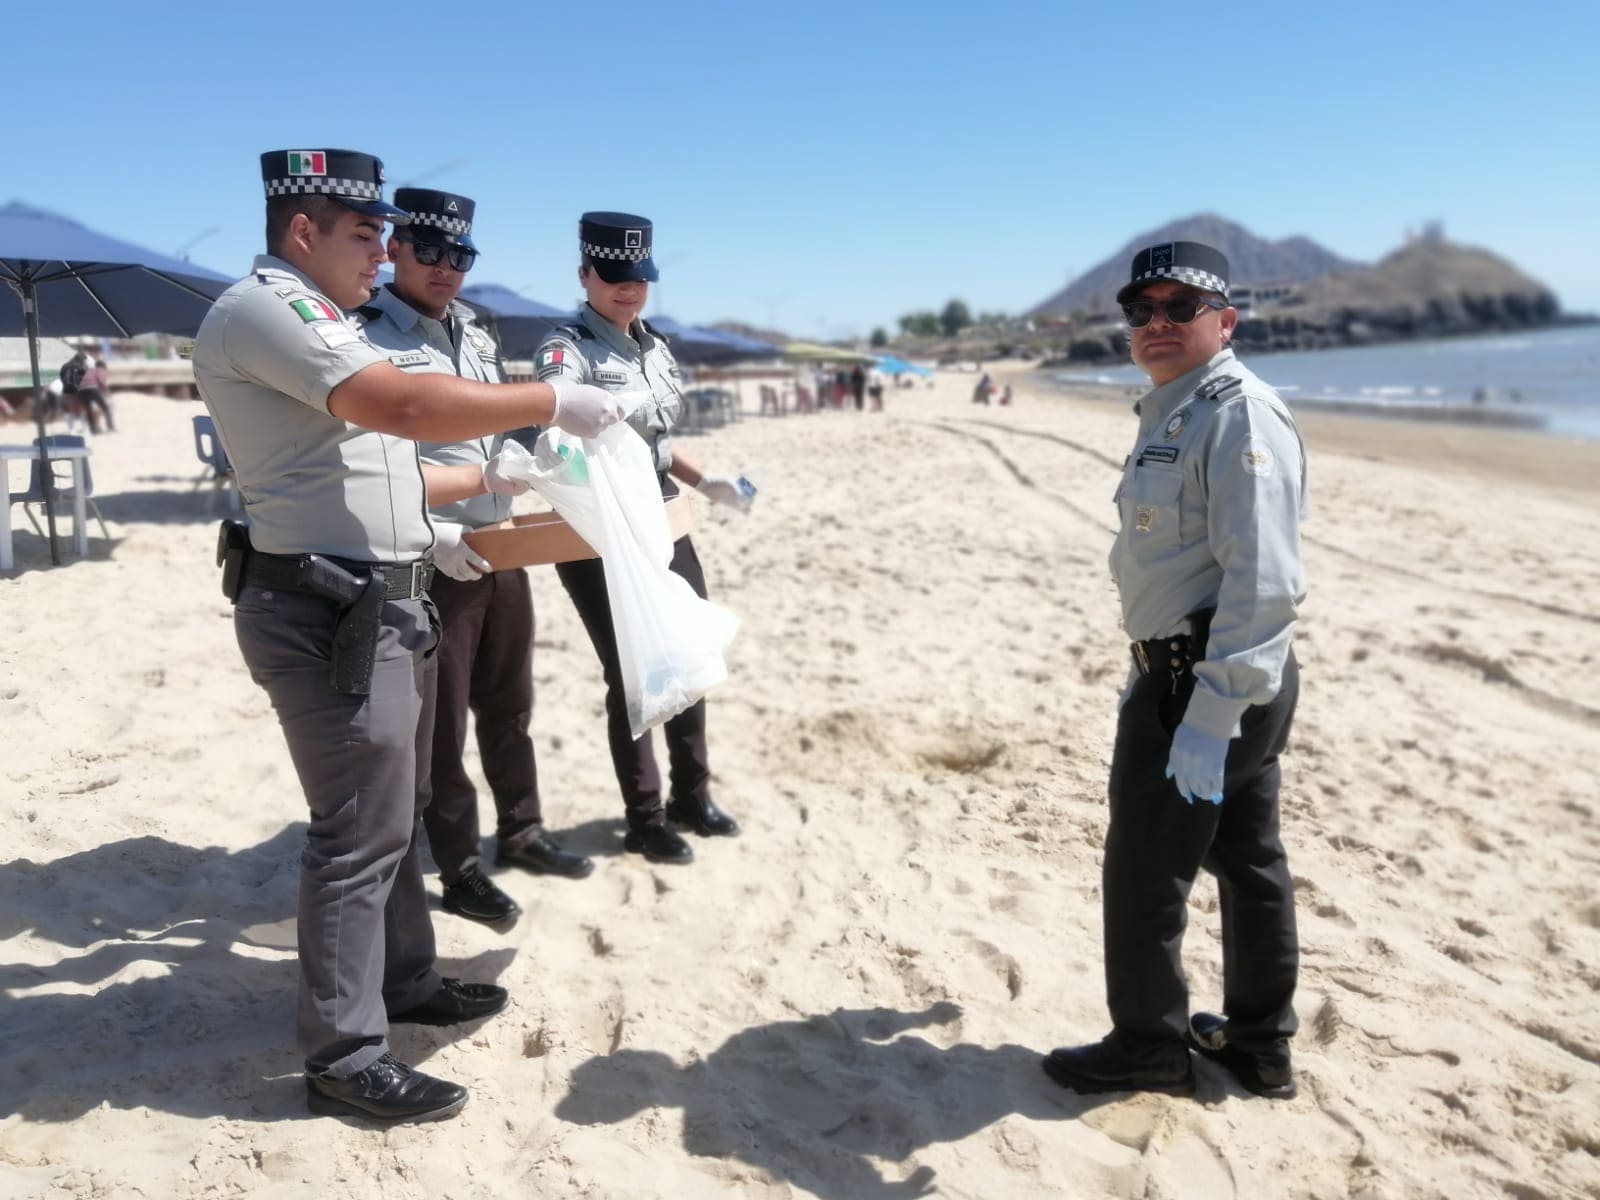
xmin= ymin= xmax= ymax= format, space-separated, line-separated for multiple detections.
xmin=1130 ymin=607 xmax=1214 ymax=676
xmin=243 ymin=552 xmax=434 ymax=601
xmin=1131 ymin=635 xmax=1195 ymax=676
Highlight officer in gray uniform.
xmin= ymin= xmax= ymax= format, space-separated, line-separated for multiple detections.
xmin=1043 ymin=241 xmax=1308 ymax=1101
xmin=195 ymin=148 xmax=623 ymax=1124
xmin=536 ymin=212 xmax=754 ymax=866
xmin=355 ymin=187 xmax=593 ymax=930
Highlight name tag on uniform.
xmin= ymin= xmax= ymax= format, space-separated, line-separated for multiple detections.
xmin=1138 ymin=445 xmax=1179 ymax=465
xmin=388 ymin=350 xmax=431 ymax=369
xmin=595 ymin=369 xmax=628 ymax=385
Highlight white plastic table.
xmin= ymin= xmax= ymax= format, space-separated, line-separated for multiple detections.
xmin=0 ymin=443 xmax=91 ymax=569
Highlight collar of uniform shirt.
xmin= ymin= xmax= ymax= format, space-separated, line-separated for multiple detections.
xmin=370 ymin=283 xmax=472 ymax=347
xmin=1133 ymin=348 xmax=1238 ymax=431
xmin=253 ymin=253 xmax=321 ymax=293
xmin=581 ymin=302 xmax=657 ymax=358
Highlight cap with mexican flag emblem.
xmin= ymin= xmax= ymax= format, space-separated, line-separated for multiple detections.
xmin=259 ymin=148 xmax=410 ymax=223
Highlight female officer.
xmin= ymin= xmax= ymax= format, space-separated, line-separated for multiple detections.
xmin=536 ymin=212 xmax=752 ymax=865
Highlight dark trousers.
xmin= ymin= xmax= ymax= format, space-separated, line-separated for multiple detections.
xmin=234 ymin=587 xmax=442 ymax=1077
xmin=555 ymin=535 xmax=712 ymax=829
xmin=1103 ymin=649 xmax=1300 ymax=1061
xmin=421 ymin=567 xmax=542 ymax=883
xmin=76 ymin=387 xmax=114 ymax=432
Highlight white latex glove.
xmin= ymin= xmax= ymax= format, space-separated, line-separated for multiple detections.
xmin=696 ymin=473 xmax=756 ymax=513
xmin=549 ymin=379 xmax=625 ymax=439
xmin=1165 ymin=722 xmax=1228 ymax=804
xmin=432 ymin=521 xmax=491 ymax=582
xmin=481 ymin=452 xmax=531 ymax=496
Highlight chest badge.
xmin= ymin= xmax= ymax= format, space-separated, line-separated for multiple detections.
xmin=1135 ymin=505 xmax=1156 ymax=533
xmin=1164 ymin=409 xmax=1188 ymax=441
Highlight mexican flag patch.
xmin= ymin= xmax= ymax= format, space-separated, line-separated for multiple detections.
xmin=287 ymin=151 xmax=326 ymax=176
xmin=290 ymin=298 xmax=338 ymax=323
xmin=541 ymin=348 xmax=564 ymax=368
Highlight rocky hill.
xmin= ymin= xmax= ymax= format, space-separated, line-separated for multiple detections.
xmin=1229 ymin=237 xmax=1563 ymax=352
xmin=1028 ymin=213 xmax=1356 ymax=318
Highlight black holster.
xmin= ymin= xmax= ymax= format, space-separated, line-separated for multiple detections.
xmin=327 ymin=571 xmax=385 ymax=696
xmin=217 ymin=519 xmax=251 ymax=603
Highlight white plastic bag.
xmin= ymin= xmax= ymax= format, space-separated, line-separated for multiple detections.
xmin=496 ymin=424 xmax=739 ymax=738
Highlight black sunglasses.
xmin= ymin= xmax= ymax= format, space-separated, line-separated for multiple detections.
xmin=397 ymin=235 xmax=477 ymax=273
xmin=1122 ymin=294 xmax=1226 ymax=328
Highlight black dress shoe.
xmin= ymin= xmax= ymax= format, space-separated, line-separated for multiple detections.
xmin=441 ymin=867 xmax=520 ymax=924
xmin=665 ymin=797 xmax=740 ymax=837
xmin=623 ymin=822 xmax=694 ymax=864
xmin=1187 ymin=1011 xmax=1297 ymax=1099
xmin=498 ymin=826 xmax=595 ymax=878
xmin=389 ymin=977 xmax=509 ymax=1026
xmin=306 ymin=1052 xmax=467 ymax=1122
xmin=1041 ymin=1035 xmax=1195 ymax=1096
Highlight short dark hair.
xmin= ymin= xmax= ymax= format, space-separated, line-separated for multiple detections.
xmin=265 ymin=195 xmax=346 ymax=257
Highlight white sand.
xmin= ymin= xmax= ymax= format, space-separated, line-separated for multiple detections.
xmin=1 ymin=373 xmax=1597 ymax=1200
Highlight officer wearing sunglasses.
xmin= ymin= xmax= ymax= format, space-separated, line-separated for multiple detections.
xmin=1044 ymin=240 xmax=1309 ymax=1103
xmin=354 ymin=187 xmax=596 ymax=930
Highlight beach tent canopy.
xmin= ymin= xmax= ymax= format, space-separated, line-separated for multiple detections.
xmin=648 ymin=315 xmax=747 ymax=366
xmin=703 ymin=328 xmax=782 ymax=359
xmin=0 ymin=200 xmax=233 ymax=562
xmin=458 ymin=283 xmax=569 ymax=359
xmin=875 ymin=354 xmax=933 ymax=377
xmin=783 ymin=341 xmax=877 ymax=364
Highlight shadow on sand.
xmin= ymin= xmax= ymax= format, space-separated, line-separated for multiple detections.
xmin=557 ymin=1002 xmax=1116 ymax=1199
xmin=0 ymin=826 xmax=508 ymax=1123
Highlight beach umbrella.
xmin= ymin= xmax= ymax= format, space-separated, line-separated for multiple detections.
xmin=0 ymin=201 xmax=233 ymax=563
xmin=705 ymin=328 xmax=782 ymax=359
xmin=783 ymin=340 xmax=877 ymax=364
xmin=458 ymin=283 xmax=568 ymax=359
xmin=647 ymin=316 xmax=749 ymax=367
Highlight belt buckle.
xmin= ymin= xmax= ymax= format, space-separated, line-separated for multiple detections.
xmin=1131 ymin=642 xmax=1150 ymax=674
xmin=408 ymin=560 xmax=426 ymax=599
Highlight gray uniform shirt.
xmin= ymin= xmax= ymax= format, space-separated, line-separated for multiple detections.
xmin=353 ymin=284 xmax=511 ymax=530
xmin=534 ymin=305 xmax=685 ymax=472
xmin=194 ymin=255 xmax=432 ymax=562
xmin=1110 ymin=348 xmax=1308 ymax=740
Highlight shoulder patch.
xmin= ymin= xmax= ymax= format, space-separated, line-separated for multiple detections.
xmin=289 ymin=296 xmax=340 ymax=323
xmin=1240 ymin=436 xmax=1276 ymax=477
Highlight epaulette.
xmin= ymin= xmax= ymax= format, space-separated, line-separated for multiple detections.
xmin=555 ymin=322 xmax=595 ymax=341
xmin=351 ymin=304 xmax=382 ymax=327
xmin=1193 ymin=375 xmax=1244 ymax=404
xmin=639 ymin=317 xmax=668 ymax=343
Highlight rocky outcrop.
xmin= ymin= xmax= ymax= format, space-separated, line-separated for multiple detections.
xmin=1028 ymin=213 xmax=1355 ymax=319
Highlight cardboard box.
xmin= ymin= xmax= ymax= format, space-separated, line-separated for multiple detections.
xmin=464 ymin=495 xmax=693 ymax=570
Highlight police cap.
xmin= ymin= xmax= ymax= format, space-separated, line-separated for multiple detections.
xmin=580 ymin=211 xmax=659 ymax=284
xmin=393 ymin=188 xmax=477 ymax=251
xmin=260 ymin=148 xmax=410 ymax=223
xmin=1116 ymin=240 xmax=1230 ymax=304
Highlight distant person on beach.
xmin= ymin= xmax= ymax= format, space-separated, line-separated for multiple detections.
xmin=353 ymin=187 xmax=595 ymax=930
xmin=868 ymin=367 xmax=885 ymax=410
xmin=194 ymin=147 xmax=622 ymax=1124
xmin=78 ymin=357 xmax=114 ymax=433
xmin=850 ymin=362 xmax=866 ymax=410
xmin=535 ymin=212 xmax=752 ymax=866
xmin=971 ymin=372 xmax=992 ymax=404
xmin=998 ymin=384 xmax=1012 ymax=406
xmin=1043 ymin=240 xmax=1308 ymax=1102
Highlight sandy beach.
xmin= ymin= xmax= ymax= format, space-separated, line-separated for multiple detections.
xmin=2 ymin=370 xmax=1598 ymax=1200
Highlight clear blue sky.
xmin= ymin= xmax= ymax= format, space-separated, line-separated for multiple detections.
xmin=7 ymin=1 xmax=1596 ymax=339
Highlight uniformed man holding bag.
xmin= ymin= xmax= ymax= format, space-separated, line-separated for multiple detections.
xmin=1042 ymin=241 xmax=1308 ymax=1101
xmin=535 ymin=212 xmax=753 ymax=866
xmin=356 ymin=187 xmax=594 ymax=930
xmin=195 ymin=149 xmax=623 ymax=1123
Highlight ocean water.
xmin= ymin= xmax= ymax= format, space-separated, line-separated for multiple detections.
xmin=1054 ymin=325 xmax=1600 ymax=438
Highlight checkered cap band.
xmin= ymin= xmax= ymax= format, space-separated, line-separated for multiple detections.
xmin=265 ymin=177 xmax=383 ymax=201
xmin=411 ymin=212 xmax=471 ymax=236
xmin=582 ymin=240 xmax=650 ymax=262
xmin=1134 ymin=265 xmax=1228 ymax=295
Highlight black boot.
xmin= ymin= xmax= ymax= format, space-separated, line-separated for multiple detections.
xmin=665 ymin=796 xmax=740 ymax=837
xmin=441 ymin=867 xmax=520 ymax=924
xmin=623 ymin=821 xmax=694 ymax=864
xmin=498 ymin=825 xmax=595 ymax=878
xmin=306 ymin=1053 xmax=467 ymax=1122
